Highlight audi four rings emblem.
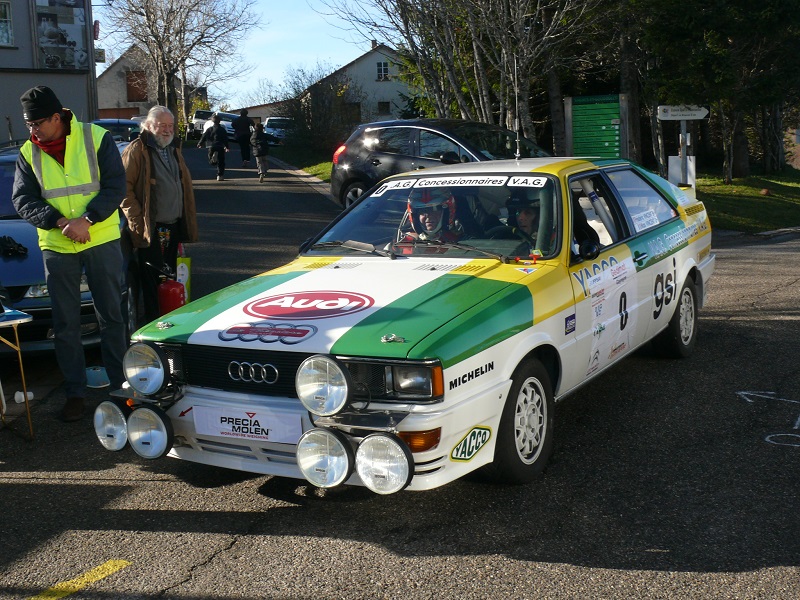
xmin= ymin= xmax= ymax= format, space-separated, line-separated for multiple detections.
xmin=218 ymin=321 xmax=318 ymax=345
xmin=228 ymin=361 xmax=279 ymax=384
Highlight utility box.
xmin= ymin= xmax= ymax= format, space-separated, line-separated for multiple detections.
xmin=564 ymin=94 xmax=630 ymax=158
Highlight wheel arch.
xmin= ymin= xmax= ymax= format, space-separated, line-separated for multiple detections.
xmin=517 ymin=343 xmax=561 ymax=397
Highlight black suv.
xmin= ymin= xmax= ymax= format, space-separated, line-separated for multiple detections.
xmin=330 ymin=118 xmax=550 ymax=206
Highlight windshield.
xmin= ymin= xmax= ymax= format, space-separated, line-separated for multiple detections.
xmin=450 ymin=122 xmax=549 ymax=160
xmin=307 ymin=172 xmax=561 ymax=260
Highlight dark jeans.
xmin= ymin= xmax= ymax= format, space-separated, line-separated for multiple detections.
xmin=237 ymin=135 xmax=251 ymax=162
xmin=138 ymin=222 xmax=180 ymax=323
xmin=43 ymin=240 xmax=127 ymax=397
xmin=208 ymin=147 xmax=225 ymax=177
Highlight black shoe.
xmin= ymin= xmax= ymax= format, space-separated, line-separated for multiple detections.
xmin=60 ymin=397 xmax=84 ymax=422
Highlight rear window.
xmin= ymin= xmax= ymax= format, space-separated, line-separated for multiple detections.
xmin=193 ymin=110 xmax=214 ymax=121
xmin=267 ymin=118 xmax=293 ymax=129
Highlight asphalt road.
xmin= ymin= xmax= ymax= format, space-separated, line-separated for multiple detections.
xmin=1 ymin=147 xmax=798 ymax=599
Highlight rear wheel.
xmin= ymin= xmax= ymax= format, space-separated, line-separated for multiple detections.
xmin=342 ymin=181 xmax=366 ymax=208
xmin=487 ymin=358 xmax=554 ymax=484
xmin=654 ymin=278 xmax=697 ymax=358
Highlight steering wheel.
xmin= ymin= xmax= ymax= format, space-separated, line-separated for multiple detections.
xmin=485 ymin=225 xmax=536 ymax=247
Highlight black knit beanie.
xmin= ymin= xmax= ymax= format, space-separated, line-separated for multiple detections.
xmin=20 ymin=86 xmax=63 ymax=121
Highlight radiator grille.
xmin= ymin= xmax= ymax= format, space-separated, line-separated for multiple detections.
xmin=161 ymin=344 xmax=388 ymax=399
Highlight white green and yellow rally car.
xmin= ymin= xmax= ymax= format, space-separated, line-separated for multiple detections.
xmin=95 ymin=157 xmax=715 ymax=495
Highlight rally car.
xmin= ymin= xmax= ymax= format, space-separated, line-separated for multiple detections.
xmin=94 ymin=157 xmax=715 ymax=495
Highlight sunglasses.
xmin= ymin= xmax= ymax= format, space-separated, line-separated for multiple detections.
xmin=25 ymin=116 xmax=52 ymax=130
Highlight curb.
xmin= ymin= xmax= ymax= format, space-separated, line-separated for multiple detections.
xmin=268 ymin=156 xmax=339 ymax=206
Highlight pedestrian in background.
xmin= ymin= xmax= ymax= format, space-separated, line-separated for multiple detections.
xmin=12 ymin=85 xmax=127 ymax=422
xmin=231 ymin=108 xmax=255 ymax=167
xmin=121 ymin=105 xmax=198 ymax=323
xmin=250 ymin=122 xmax=278 ymax=183
xmin=197 ymin=113 xmax=229 ymax=181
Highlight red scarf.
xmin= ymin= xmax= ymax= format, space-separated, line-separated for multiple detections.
xmin=30 ymin=111 xmax=72 ymax=166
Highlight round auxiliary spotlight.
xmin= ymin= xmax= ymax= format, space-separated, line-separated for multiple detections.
xmin=93 ymin=399 xmax=132 ymax=451
xmin=355 ymin=433 xmax=413 ymax=495
xmin=127 ymin=405 xmax=174 ymax=459
xmin=296 ymin=428 xmax=354 ymax=488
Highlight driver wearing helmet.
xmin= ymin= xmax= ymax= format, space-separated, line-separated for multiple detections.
xmin=404 ymin=188 xmax=463 ymax=242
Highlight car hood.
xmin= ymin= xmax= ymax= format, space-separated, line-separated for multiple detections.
xmin=0 ymin=219 xmax=44 ymax=287
xmin=133 ymin=256 xmax=543 ymax=361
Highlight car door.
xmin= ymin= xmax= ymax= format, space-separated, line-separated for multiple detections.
xmin=566 ymin=171 xmax=644 ymax=384
xmin=602 ymin=167 xmax=683 ymax=341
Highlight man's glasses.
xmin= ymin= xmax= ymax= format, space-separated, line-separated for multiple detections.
xmin=25 ymin=116 xmax=51 ymax=130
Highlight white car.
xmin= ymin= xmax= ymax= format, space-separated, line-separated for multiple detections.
xmin=95 ymin=157 xmax=715 ymax=495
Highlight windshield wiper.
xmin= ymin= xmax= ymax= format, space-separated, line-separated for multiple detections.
xmin=309 ymin=240 xmax=389 ymax=257
xmin=395 ymin=238 xmax=504 ymax=261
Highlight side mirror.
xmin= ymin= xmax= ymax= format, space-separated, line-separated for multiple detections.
xmin=440 ymin=151 xmax=460 ymax=165
xmin=579 ymin=240 xmax=600 ymax=261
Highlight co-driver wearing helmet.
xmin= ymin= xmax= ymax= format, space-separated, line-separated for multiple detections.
xmin=504 ymin=189 xmax=540 ymax=256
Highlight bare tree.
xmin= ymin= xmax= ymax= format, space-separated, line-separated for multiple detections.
xmin=316 ymin=0 xmax=601 ymax=143
xmin=98 ymin=0 xmax=259 ymax=126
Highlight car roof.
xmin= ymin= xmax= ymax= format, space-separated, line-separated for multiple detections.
xmin=379 ymin=156 xmax=630 ymax=178
xmin=359 ymin=118 xmax=513 ymax=130
xmin=92 ymin=119 xmax=141 ymax=126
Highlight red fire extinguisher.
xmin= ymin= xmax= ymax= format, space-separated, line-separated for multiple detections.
xmin=146 ymin=262 xmax=186 ymax=316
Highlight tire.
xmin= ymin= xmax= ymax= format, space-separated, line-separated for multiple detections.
xmin=342 ymin=181 xmax=366 ymax=208
xmin=486 ymin=358 xmax=554 ymax=484
xmin=654 ymin=277 xmax=697 ymax=358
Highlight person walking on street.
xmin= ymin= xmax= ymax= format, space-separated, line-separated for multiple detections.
xmin=11 ymin=85 xmax=128 ymax=422
xmin=231 ymin=108 xmax=255 ymax=167
xmin=250 ymin=123 xmax=278 ymax=183
xmin=121 ymin=105 xmax=199 ymax=323
xmin=197 ymin=114 xmax=229 ymax=181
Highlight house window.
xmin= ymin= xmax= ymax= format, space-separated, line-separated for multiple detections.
xmin=377 ymin=61 xmax=389 ymax=81
xmin=0 ymin=2 xmax=13 ymax=46
xmin=377 ymin=101 xmax=390 ymax=115
xmin=126 ymin=71 xmax=147 ymax=102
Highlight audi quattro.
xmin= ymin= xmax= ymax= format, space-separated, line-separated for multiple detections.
xmin=94 ymin=157 xmax=715 ymax=495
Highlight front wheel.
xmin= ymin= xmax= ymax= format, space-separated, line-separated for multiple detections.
xmin=486 ymin=358 xmax=554 ymax=484
xmin=654 ymin=278 xmax=697 ymax=358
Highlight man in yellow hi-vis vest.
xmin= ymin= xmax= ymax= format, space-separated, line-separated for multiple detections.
xmin=12 ymin=86 xmax=127 ymax=422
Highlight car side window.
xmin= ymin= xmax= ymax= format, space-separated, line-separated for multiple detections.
xmin=568 ymin=175 xmax=624 ymax=247
xmin=605 ymin=168 xmax=678 ymax=233
xmin=367 ymin=128 xmax=410 ymax=154
xmin=418 ymin=131 xmax=464 ymax=160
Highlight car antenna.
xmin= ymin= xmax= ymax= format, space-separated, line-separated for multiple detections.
xmin=514 ymin=55 xmax=521 ymax=161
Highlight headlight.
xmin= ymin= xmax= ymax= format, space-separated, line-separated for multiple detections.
xmin=123 ymin=342 xmax=169 ymax=395
xmin=23 ymin=283 xmax=49 ymax=298
xmin=127 ymin=405 xmax=174 ymax=459
xmin=356 ymin=433 xmax=413 ymax=495
xmin=296 ymin=355 xmax=352 ymax=416
xmin=93 ymin=399 xmax=131 ymax=451
xmin=296 ymin=428 xmax=354 ymax=488
xmin=392 ymin=364 xmax=436 ymax=396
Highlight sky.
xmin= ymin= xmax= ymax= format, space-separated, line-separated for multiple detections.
xmin=98 ymin=0 xmax=377 ymax=108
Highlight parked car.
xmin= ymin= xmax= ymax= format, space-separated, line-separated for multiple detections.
xmin=93 ymin=157 xmax=715 ymax=496
xmin=263 ymin=116 xmax=294 ymax=145
xmin=92 ymin=119 xmax=141 ymax=143
xmin=0 ymin=150 xmax=139 ymax=355
xmin=187 ymin=110 xmax=236 ymax=139
xmin=330 ymin=118 xmax=551 ymax=207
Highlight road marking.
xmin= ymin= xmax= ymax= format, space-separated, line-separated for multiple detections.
xmin=737 ymin=391 xmax=800 ymax=447
xmin=28 ymin=560 xmax=131 ymax=600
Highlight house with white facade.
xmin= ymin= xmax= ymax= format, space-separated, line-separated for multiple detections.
xmin=240 ymin=42 xmax=412 ymax=138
